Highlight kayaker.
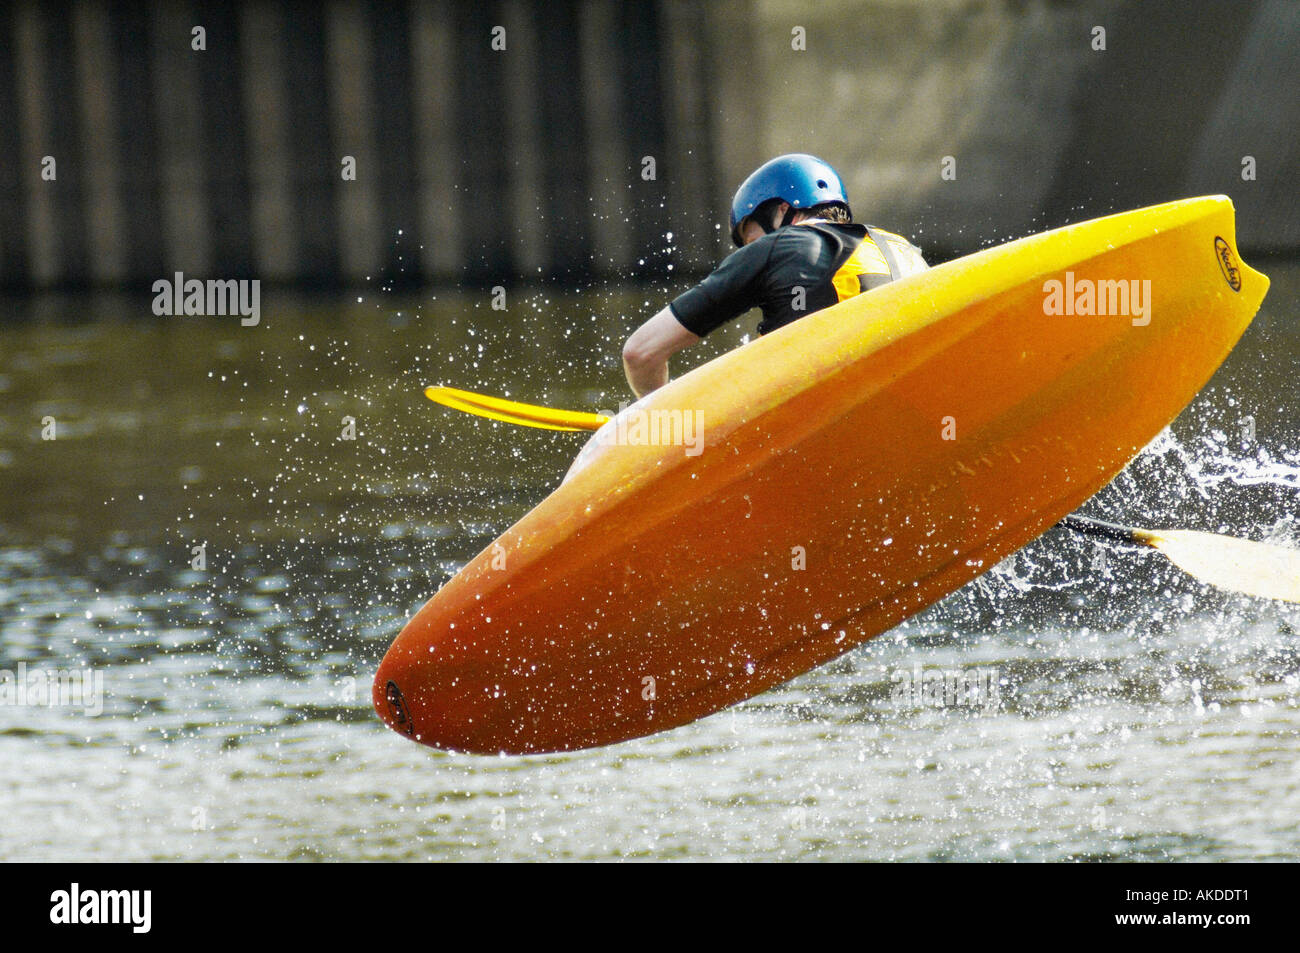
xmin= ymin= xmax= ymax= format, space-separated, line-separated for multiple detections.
xmin=622 ymin=153 xmax=929 ymax=397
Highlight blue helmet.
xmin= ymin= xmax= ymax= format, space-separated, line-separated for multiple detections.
xmin=729 ymin=154 xmax=850 ymax=246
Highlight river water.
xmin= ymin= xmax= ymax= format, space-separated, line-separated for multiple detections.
xmin=2 ymin=265 xmax=1298 ymax=861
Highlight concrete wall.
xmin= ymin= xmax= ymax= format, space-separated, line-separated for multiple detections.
xmin=1 ymin=0 xmax=718 ymax=291
xmin=722 ymin=0 xmax=1298 ymax=257
xmin=0 ymin=0 xmax=1294 ymax=293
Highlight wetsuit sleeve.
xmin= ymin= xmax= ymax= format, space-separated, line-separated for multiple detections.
xmin=668 ymin=239 xmax=772 ymax=336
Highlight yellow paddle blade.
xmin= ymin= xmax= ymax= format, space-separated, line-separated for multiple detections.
xmin=1133 ymin=529 xmax=1300 ymax=603
xmin=424 ymin=386 xmax=609 ymax=432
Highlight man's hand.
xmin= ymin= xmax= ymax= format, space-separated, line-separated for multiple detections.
xmin=622 ymin=307 xmax=700 ymax=398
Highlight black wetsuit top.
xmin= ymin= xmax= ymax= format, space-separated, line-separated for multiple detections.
xmin=669 ymin=222 xmax=926 ymax=338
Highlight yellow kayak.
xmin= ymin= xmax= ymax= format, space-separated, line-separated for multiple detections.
xmin=375 ymin=196 xmax=1269 ymax=754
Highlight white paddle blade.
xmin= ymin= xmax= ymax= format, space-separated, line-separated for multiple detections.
xmin=1146 ymin=530 xmax=1300 ymax=603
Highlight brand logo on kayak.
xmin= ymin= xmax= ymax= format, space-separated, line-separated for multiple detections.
xmin=890 ymin=664 xmax=1001 ymax=711
xmin=596 ymin=401 xmax=705 ymax=456
xmin=1214 ymin=236 xmax=1242 ymax=291
xmin=1042 ymin=272 xmax=1151 ymax=326
xmin=385 ymin=680 xmax=415 ymax=735
xmin=151 ymin=272 xmax=261 ymax=326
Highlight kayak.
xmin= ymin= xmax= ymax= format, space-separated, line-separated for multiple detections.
xmin=374 ymin=196 xmax=1269 ymax=755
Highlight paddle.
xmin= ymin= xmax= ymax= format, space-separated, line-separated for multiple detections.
xmin=1062 ymin=515 xmax=1300 ymax=603
xmin=424 ymin=385 xmax=608 ymax=432
xmin=426 ymin=386 xmax=1300 ymax=603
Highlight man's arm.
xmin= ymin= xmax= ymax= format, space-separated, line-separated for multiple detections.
xmin=622 ymin=307 xmax=700 ymax=398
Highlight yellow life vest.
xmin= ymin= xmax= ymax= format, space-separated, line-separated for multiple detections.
xmin=830 ymin=226 xmax=929 ymax=303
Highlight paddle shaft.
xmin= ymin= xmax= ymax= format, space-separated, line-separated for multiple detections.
xmin=1060 ymin=514 xmax=1144 ymax=544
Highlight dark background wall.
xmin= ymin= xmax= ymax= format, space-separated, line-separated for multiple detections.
xmin=1 ymin=0 xmax=1296 ymax=293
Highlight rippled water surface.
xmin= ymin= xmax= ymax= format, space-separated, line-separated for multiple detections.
xmin=2 ymin=269 xmax=1299 ymax=861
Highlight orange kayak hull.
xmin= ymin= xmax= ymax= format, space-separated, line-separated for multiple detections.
xmin=375 ymin=196 xmax=1269 ymax=754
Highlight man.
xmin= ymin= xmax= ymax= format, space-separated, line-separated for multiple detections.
xmin=622 ymin=154 xmax=929 ymax=397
